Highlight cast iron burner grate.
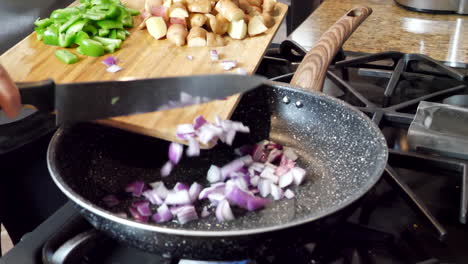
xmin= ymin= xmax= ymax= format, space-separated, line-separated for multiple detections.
xmin=259 ymin=41 xmax=468 ymax=239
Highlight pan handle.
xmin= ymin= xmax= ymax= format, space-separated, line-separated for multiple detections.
xmin=290 ymin=6 xmax=373 ymax=92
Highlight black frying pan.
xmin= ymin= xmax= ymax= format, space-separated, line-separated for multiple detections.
xmin=45 ymin=6 xmax=387 ymax=261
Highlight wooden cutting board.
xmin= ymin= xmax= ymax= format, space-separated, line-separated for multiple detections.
xmin=0 ymin=0 xmax=287 ymax=147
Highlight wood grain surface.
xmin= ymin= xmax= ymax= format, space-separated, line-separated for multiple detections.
xmin=0 ymin=0 xmax=287 ymax=147
xmin=290 ymin=6 xmax=372 ymax=92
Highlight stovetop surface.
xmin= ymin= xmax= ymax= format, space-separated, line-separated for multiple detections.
xmin=2 ymin=48 xmax=468 ymax=264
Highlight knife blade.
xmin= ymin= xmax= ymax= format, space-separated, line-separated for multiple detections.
xmin=16 ymin=74 xmax=266 ymax=125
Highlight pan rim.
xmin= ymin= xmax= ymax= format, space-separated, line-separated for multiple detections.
xmin=47 ymin=82 xmax=388 ymax=237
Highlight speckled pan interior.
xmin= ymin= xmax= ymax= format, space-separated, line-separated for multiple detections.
xmin=48 ymin=82 xmax=388 ymax=235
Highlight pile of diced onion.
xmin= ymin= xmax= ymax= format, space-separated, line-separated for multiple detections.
xmin=102 ymin=115 xmax=306 ymax=224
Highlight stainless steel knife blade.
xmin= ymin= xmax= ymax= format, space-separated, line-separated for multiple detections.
xmin=17 ymin=74 xmax=267 ymax=125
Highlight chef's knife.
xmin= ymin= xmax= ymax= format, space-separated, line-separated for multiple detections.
xmin=16 ymin=74 xmax=266 ymax=125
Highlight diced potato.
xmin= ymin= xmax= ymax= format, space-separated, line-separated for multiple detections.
xmin=167 ymin=24 xmax=188 ymax=46
xmin=189 ymin=13 xmax=207 ymax=28
xmin=261 ymin=12 xmax=275 ymax=28
xmin=228 ymin=19 xmax=247 ymax=39
xmin=169 ymin=3 xmax=189 ymax=18
xmin=247 ymin=0 xmax=262 ymax=7
xmin=163 ymin=0 xmax=172 ymax=7
xmin=187 ymin=0 xmax=212 ymax=13
xmin=215 ymin=0 xmax=245 ymax=22
xmin=187 ymin=26 xmax=207 ymax=46
xmin=248 ymin=15 xmax=267 ymax=36
xmin=146 ymin=17 xmax=168 ymax=39
xmin=145 ymin=0 xmax=164 ymax=13
xmin=206 ymin=32 xmax=217 ymax=46
xmin=262 ymin=0 xmax=276 ymax=15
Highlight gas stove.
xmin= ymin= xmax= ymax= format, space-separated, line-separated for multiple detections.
xmin=1 ymin=42 xmax=468 ymax=264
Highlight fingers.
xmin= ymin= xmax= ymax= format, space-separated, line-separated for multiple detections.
xmin=0 ymin=64 xmax=21 ymax=118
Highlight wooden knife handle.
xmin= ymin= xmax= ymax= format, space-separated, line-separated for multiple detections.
xmin=290 ymin=6 xmax=372 ymax=92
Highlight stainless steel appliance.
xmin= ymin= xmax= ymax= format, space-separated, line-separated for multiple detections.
xmin=395 ymin=0 xmax=468 ymax=14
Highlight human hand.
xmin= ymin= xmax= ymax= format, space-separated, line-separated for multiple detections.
xmin=0 ymin=64 xmax=21 ymax=118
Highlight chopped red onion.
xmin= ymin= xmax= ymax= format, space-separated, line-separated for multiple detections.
xmin=135 ymin=201 xmax=152 ymax=216
xmin=152 ymin=204 xmax=173 ymax=223
xmin=102 ymin=194 xmax=120 ymax=208
xmin=258 ymin=179 xmax=272 ymax=197
xmin=197 ymin=124 xmax=223 ymax=144
xmin=142 ymin=189 xmax=164 ymax=205
xmin=199 ymin=183 xmax=225 ymax=199
xmin=102 ymin=56 xmax=117 ymax=67
xmin=193 ymin=115 xmax=207 ymax=129
xmin=246 ymin=196 xmax=269 ymax=211
xmin=125 ymin=181 xmax=146 ymax=197
xmin=169 ymin=205 xmax=184 ymax=215
xmin=267 ymin=149 xmax=283 ymax=164
xmin=150 ymin=181 xmax=169 ymax=199
xmin=225 ymin=183 xmax=251 ymax=209
xmin=210 ymin=50 xmax=219 ymax=61
xmin=176 ymin=124 xmax=195 ymax=139
xmin=233 ymin=177 xmax=248 ymax=191
xmin=106 ymin=64 xmax=122 ymax=73
xmin=129 ymin=207 xmax=149 ymax=223
xmin=160 ymin=161 xmax=174 ymax=177
xmin=150 ymin=5 xmax=168 ymax=19
xmin=252 ymin=143 xmax=267 ymax=162
xmin=221 ymin=158 xmax=245 ymax=179
xmin=221 ymin=60 xmax=237 ymax=70
xmin=260 ymin=166 xmax=278 ymax=184
xmin=169 ymin=142 xmax=184 ymax=164
xmin=188 ymin=182 xmax=203 ymax=202
xmin=250 ymin=175 xmax=260 ymax=186
xmin=224 ymin=129 xmax=236 ymax=145
xmin=284 ymin=189 xmax=295 ymax=199
xmin=270 ymin=184 xmax=284 ymax=200
xmin=283 ymin=148 xmax=298 ymax=161
xmin=174 ymin=182 xmax=189 ymax=191
xmin=186 ymin=137 xmax=200 ymax=157
xmin=165 ymin=190 xmax=192 ymax=205
xmin=240 ymin=155 xmax=253 ymax=166
xmin=201 ymin=206 xmax=210 ymax=217
xmin=208 ymin=192 xmax=226 ymax=205
xmin=176 ymin=205 xmax=198 ymax=224
xmin=207 ymin=165 xmax=222 ymax=183
xmin=278 ymin=171 xmax=294 ymax=188
xmin=215 ymin=200 xmax=235 ymax=222
xmin=291 ymin=167 xmax=306 ymax=185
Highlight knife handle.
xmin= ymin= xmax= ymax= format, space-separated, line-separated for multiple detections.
xmin=16 ymin=79 xmax=56 ymax=112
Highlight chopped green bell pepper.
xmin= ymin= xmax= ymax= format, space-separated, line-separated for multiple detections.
xmin=77 ymin=39 xmax=105 ymax=57
xmin=58 ymin=32 xmax=75 ymax=47
xmin=109 ymin=29 xmax=117 ymax=39
xmin=83 ymin=11 xmax=107 ymax=20
xmin=43 ymin=25 xmax=59 ymax=46
xmin=35 ymin=27 xmax=46 ymax=40
xmin=55 ymin=50 xmax=78 ymax=64
xmin=74 ymin=31 xmax=90 ymax=45
xmin=93 ymin=36 xmax=122 ymax=48
xmin=103 ymin=44 xmax=117 ymax=53
xmin=82 ymin=24 xmax=98 ymax=36
xmin=96 ymin=19 xmax=123 ymax=30
xmin=98 ymin=28 xmax=110 ymax=37
xmin=34 ymin=18 xmax=53 ymax=28
xmin=59 ymin=15 xmax=82 ymax=32
xmin=115 ymin=29 xmax=126 ymax=40
xmin=125 ymin=7 xmax=140 ymax=16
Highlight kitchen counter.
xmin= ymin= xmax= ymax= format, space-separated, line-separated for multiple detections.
xmin=289 ymin=0 xmax=468 ymax=67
